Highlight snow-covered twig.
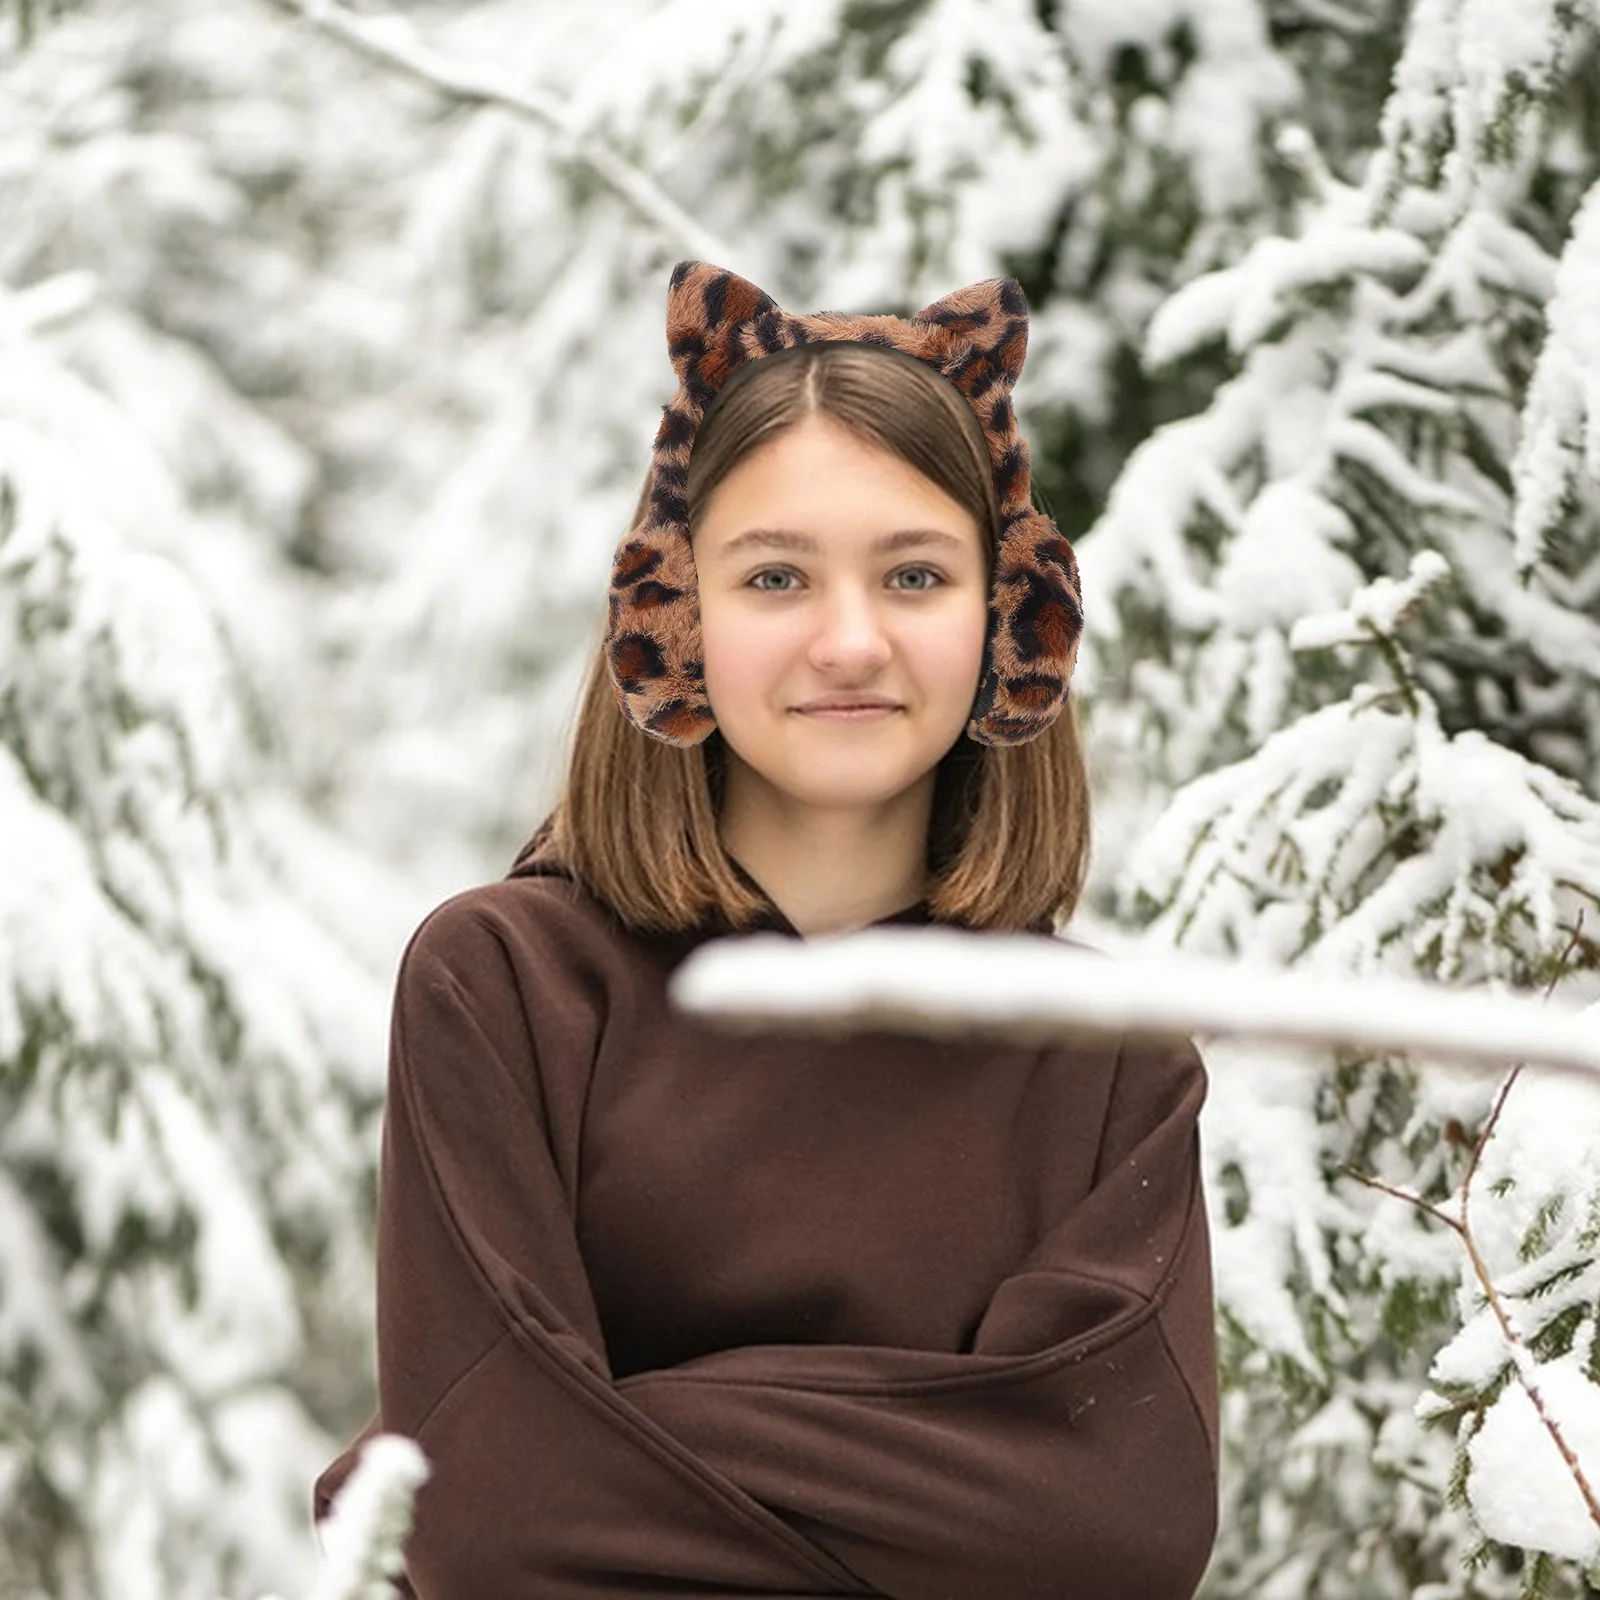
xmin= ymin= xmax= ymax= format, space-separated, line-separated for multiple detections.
xmin=1511 ymin=173 xmax=1600 ymax=574
xmin=0 ymin=270 xmax=97 ymax=342
xmin=672 ymin=926 xmax=1600 ymax=1081
xmin=304 ymin=1432 xmax=430 ymax=1600
xmin=1342 ymin=918 xmax=1600 ymax=1542
xmin=259 ymin=0 xmax=730 ymax=262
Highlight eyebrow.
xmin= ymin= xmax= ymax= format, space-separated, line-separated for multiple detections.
xmin=712 ymin=527 xmax=967 ymax=561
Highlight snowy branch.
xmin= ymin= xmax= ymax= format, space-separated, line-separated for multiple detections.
xmin=1511 ymin=173 xmax=1600 ymax=574
xmin=1339 ymin=925 xmax=1600 ymax=1561
xmin=259 ymin=0 xmax=731 ymax=262
xmin=0 ymin=269 xmax=97 ymax=340
xmin=1346 ymin=1099 xmax=1600 ymax=1543
xmin=302 ymin=1433 xmax=429 ymax=1600
xmin=1342 ymin=919 xmax=1600 ymax=1548
xmin=670 ymin=927 xmax=1600 ymax=1081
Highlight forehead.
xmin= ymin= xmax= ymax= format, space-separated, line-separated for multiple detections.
xmin=697 ymin=417 xmax=974 ymax=533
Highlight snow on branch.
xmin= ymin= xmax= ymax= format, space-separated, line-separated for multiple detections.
xmin=1511 ymin=173 xmax=1600 ymax=575
xmin=1122 ymin=688 xmax=1600 ymax=982
xmin=299 ymin=1433 xmax=429 ymax=1600
xmin=1143 ymin=132 xmax=1428 ymax=371
xmin=259 ymin=0 xmax=730 ymax=261
xmin=669 ymin=927 xmax=1600 ymax=1082
xmin=1365 ymin=0 xmax=1587 ymax=218
xmin=0 ymin=269 xmax=97 ymax=341
xmin=1345 ymin=931 xmax=1600 ymax=1571
xmin=1288 ymin=548 xmax=1451 ymax=655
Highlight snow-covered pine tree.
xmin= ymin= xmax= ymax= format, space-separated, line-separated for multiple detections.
xmin=0 ymin=0 xmax=542 ymax=905
xmin=1073 ymin=0 xmax=1600 ymax=1592
xmin=0 ymin=268 xmax=396 ymax=1598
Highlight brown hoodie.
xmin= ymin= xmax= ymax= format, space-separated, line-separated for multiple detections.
xmin=312 ymin=850 xmax=1219 ymax=1598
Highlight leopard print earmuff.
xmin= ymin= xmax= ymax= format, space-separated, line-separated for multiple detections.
xmin=603 ymin=260 xmax=1084 ymax=748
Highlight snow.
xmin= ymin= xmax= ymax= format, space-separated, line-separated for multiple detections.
xmin=669 ymin=927 xmax=1600 ymax=1080
xmin=860 ymin=0 xmax=1087 ymax=250
xmin=0 ymin=1163 xmax=98 ymax=1410
xmin=1288 ymin=549 xmax=1451 ymax=651
xmin=1074 ymin=366 xmax=1269 ymax=636
xmin=1434 ymin=515 xmax=1600 ymax=684
xmin=560 ymin=0 xmax=847 ymax=141
xmin=1512 ymin=174 xmax=1600 ymax=572
xmin=1016 ymin=298 xmax=1116 ymax=418
xmin=1466 ymin=1355 xmax=1600 ymax=1564
xmin=1057 ymin=0 xmax=1298 ymax=214
xmin=1213 ymin=482 xmax=1360 ymax=633
xmin=1327 ymin=416 xmax=1480 ymax=512
xmin=1144 ymin=215 xmax=1428 ymax=369
xmin=1064 ymin=23 xmax=1600 ymax=1550
xmin=1369 ymin=0 xmax=1578 ymax=212
xmin=304 ymin=1433 xmax=430 ymax=1600
xmin=0 ymin=748 xmax=166 ymax=1064
xmin=1200 ymin=1040 xmax=1341 ymax=1373
xmin=1120 ymin=684 xmax=1600 ymax=984
xmin=0 ymin=135 xmax=402 ymax=1597
xmin=1416 ymin=1057 xmax=1600 ymax=1563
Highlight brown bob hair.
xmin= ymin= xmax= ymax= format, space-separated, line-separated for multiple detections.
xmin=514 ymin=339 xmax=1091 ymax=936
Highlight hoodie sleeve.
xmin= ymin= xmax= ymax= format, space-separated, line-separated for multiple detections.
xmin=312 ymin=897 xmax=872 ymax=1598
xmin=1091 ymin=1026 xmax=1218 ymax=1470
xmin=309 ymin=896 xmax=610 ymax=1563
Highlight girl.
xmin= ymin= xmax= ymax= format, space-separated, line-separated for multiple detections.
xmin=314 ymin=262 xmax=1219 ymax=1598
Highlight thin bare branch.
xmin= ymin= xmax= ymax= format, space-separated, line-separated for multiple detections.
xmin=1339 ymin=1165 xmax=1460 ymax=1232
xmin=1460 ymin=1062 xmax=1523 ymax=1216
xmin=1458 ymin=917 xmax=1590 ymax=1203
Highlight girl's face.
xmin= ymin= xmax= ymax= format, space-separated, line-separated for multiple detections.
xmin=694 ymin=413 xmax=989 ymax=814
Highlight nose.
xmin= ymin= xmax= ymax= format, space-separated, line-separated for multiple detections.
xmin=806 ymin=581 xmax=894 ymax=671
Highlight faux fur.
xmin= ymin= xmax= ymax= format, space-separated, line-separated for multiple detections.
xmin=604 ymin=260 xmax=1083 ymax=747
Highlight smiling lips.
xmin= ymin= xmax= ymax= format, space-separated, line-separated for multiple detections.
xmin=796 ymin=692 xmax=903 ymax=712
xmin=796 ymin=705 xmax=901 ymax=721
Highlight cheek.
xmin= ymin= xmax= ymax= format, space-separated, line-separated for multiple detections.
xmin=917 ymin=598 xmax=989 ymax=682
xmin=699 ymin=601 xmax=787 ymax=695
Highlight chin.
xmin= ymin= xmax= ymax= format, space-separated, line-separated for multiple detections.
xmin=766 ymin=750 xmax=934 ymax=801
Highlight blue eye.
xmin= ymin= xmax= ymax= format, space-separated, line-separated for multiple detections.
xmin=746 ymin=566 xmax=946 ymax=592
xmin=748 ymin=569 xmax=795 ymax=592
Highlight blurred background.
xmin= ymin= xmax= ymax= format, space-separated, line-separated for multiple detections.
xmin=4 ymin=0 xmax=1600 ymax=1595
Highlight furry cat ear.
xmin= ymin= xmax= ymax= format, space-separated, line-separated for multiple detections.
xmin=664 ymin=261 xmax=783 ymax=402
xmin=912 ymin=276 xmax=1031 ymax=400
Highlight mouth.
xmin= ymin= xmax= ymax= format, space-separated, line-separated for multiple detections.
xmin=795 ymin=705 xmax=902 ymax=721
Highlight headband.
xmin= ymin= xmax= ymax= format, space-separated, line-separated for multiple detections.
xmin=604 ymin=260 xmax=1083 ymax=748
